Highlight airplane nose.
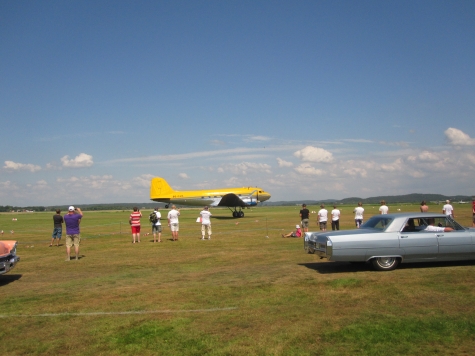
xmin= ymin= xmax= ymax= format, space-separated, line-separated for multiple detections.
xmin=260 ymin=192 xmax=271 ymax=202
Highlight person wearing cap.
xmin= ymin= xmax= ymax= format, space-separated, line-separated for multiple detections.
xmin=63 ymin=206 xmax=83 ymax=261
xmin=318 ymin=204 xmax=328 ymax=232
xmin=199 ymin=206 xmax=212 ymax=240
xmin=442 ymin=200 xmax=454 ymax=218
xmin=299 ymin=204 xmax=310 ymax=233
xmin=282 ymin=225 xmax=302 ymax=238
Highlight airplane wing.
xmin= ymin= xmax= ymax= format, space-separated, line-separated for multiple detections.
xmin=217 ymin=193 xmax=247 ymax=208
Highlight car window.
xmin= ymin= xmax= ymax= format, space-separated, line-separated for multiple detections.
xmin=418 ymin=216 xmax=465 ymax=231
xmin=362 ymin=216 xmax=393 ymax=231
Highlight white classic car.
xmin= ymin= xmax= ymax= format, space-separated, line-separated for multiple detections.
xmin=0 ymin=240 xmax=20 ymax=275
xmin=304 ymin=213 xmax=475 ymax=271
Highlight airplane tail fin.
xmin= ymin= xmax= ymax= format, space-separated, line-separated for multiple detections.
xmin=150 ymin=177 xmax=175 ymax=199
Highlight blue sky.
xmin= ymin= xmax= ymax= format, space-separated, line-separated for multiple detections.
xmin=1 ymin=0 xmax=474 ymax=206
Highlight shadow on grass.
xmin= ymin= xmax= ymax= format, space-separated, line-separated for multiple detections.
xmin=300 ymin=259 xmax=475 ymax=274
xmin=0 ymin=274 xmax=22 ymax=286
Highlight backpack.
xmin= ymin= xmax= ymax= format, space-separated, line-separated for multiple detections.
xmin=149 ymin=212 xmax=158 ymax=224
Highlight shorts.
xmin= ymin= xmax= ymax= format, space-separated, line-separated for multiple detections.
xmin=152 ymin=225 xmax=162 ymax=233
xmin=170 ymin=223 xmax=179 ymax=232
xmin=66 ymin=234 xmax=80 ymax=248
xmin=201 ymin=224 xmax=212 ymax=235
xmin=301 ymin=219 xmax=309 ymax=228
xmin=319 ymin=221 xmax=327 ymax=229
xmin=52 ymin=227 xmax=62 ymax=239
xmin=131 ymin=226 xmax=141 ymax=234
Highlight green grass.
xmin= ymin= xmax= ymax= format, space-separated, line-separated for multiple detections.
xmin=1 ymin=204 xmax=475 ymax=355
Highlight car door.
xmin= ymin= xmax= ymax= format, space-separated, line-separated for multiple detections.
xmin=434 ymin=217 xmax=474 ymax=260
xmin=399 ymin=218 xmax=438 ymax=261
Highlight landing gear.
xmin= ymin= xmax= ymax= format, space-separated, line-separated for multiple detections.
xmin=229 ymin=207 xmax=244 ymax=218
xmin=165 ymin=204 xmax=169 ymax=208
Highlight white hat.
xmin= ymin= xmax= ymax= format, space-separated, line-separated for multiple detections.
xmin=68 ymin=206 xmax=75 ymax=211
xmin=296 ymin=225 xmax=300 ymax=229
xmin=446 ymin=200 xmax=450 ymax=203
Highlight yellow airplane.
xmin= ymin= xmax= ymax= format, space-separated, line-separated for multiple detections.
xmin=150 ymin=177 xmax=271 ymax=217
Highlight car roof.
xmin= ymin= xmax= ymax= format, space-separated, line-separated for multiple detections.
xmin=370 ymin=212 xmax=447 ymax=219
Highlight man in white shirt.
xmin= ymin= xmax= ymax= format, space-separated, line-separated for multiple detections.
xmin=424 ymin=224 xmax=453 ymax=232
xmin=379 ymin=200 xmax=389 ymax=214
xmin=318 ymin=204 xmax=328 ymax=232
xmin=354 ymin=202 xmax=364 ymax=228
xmin=442 ymin=200 xmax=454 ymax=218
xmin=167 ymin=205 xmax=180 ymax=241
xmin=200 ymin=206 xmax=212 ymax=240
xmin=331 ymin=205 xmax=341 ymax=231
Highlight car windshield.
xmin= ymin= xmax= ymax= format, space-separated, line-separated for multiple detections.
xmin=361 ymin=216 xmax=393 ymax=231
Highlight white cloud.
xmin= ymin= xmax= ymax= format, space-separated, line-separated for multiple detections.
xmin=132 ymin=174 xmax=154 ymax=188
xmin=247 ymin=135 xmax=271 ymax=141
xmin=294 ymin=163 xmax=324 ymax=176
xmin=4 ymin=161 xmax=41 ymax=172
xmin=379 ymin=158 xmax=404 ymax=172
xmin=277 ymin=158 xmax=293 ymax=167
xmin=293 ymin=146 xmax=333 ymax=163
xmin=179 ymin=173 xmax=190 ymax=179
xmin=61 ymin=153 xmax=94 ymax=168
xmin=445 ymin=128 xmax=475 ymax=146
xmin=417 ymin=151 xmax=440 ymax=161
xmin=219 ymin=162 xmax=272 ymax=175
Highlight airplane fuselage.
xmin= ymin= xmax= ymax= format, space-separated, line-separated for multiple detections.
xmin=149 ymin=177 xmax=271 ymax=217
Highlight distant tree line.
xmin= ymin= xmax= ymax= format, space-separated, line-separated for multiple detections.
xmin=1 ymin=193 xmax=473 ymax=212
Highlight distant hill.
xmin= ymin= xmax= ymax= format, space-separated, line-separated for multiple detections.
xmin=264 ymin=193 xmax=474 ymax=206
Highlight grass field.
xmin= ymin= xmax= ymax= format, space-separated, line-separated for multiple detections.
xmin=1 ymin=204 xmax=475 ymax=355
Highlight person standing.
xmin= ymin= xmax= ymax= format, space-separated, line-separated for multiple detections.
xmin=300 ymin=204 xmax=310 ymax=233
xmin=50 ymin=209 xmax=64 ymax=247
xmin=167 ymin=205 xmax=180 ymax=241
xmin=318 ymin=204 xmax=328 ymax=232
xmin=442 ymin=200 xmax=454 ymax=218
xmin=151 ymin=207 xmax=161 ymax=243
xmin=420 ymin=200 xmax=429 ymax=213
xmin=63 ymin=206 xmax=83 ymax=261
xmin=354 ymin=202 xmax=364 ymax=228
xmin=129 ymin=207 xmax=142 ymax=243
xmin=331 ymin=205 xmax=340 ymax=231
xmin=199 ymin=206 xmax=212 ymax=240
xmin=379 ymin=200 xmax=389 ymax=214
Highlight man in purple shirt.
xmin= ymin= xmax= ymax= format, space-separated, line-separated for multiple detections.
xmin=64 ymin=206 xmax=83 ymax=261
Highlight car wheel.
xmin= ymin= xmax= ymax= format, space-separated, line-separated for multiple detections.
xmin=371 ymin=257 xmax=399 ymax=271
